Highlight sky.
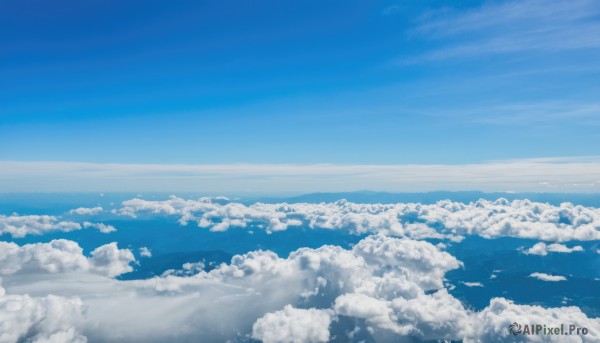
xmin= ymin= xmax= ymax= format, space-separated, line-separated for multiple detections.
xmin=1 ymin=0 xmax=599 ymax=192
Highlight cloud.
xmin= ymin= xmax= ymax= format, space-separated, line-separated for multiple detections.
xmin=334 ymin=289 xmax=471 ymax=340
xmin=0 ymin=240 xmax=135 ymax=278
xmin=139 ymin=247 xmax=152 ymax=258
xmin=0 ymin=234 xmax=598 ymax=342
xmin=82 ymin=222 xmax=116 ymax=234
xmin=352 ymin=234 xmax=462 ymax=290
xmin=2 ymin=158 xmax=600 ymax=192
xmin=469 ymin=297 xmax=600 ymax=342
xmin=0 ymin=214 xmax=115 ymax=238
xmin=116 ymin=196 xmax=600 ymax=242
xmin=251 ymin=305 xmax=333 ymax=343
xmin=68 ymin=207 xmax=103 ymax=216
xmin=462 ymin=282 xmax=483 ymax=287
xmin=523 ymin=242 xmax=584 ymax=256
xmin=0 ymin=235 xmax=462 ymax=342
xmin=529 ymin=272 xmax=567 ymax=282
xmin=0 ymin=287 xmax=86 ymax=343
xmin=161 ymin=261 xmax=205 ymax=277
xmin=410 ymin=0 xmax=600 ymax=62
xmin=0 ymin=215 xmax=81 ymax=238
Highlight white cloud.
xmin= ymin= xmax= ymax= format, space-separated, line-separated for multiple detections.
xmin=0 ymin=215 xmax=81 ymax=238
xmin=0 ymin=214 xmax=115 ymax=238
xmin=352 ymin=234 xmax=462 ymax=290
xmin=139 ymin=247 xmax=152 ymax=258
xmin=529 ymin=272 xmax=567 ymax=282
xmin=2 ymin=158 xmax=600 ymax=192
xmin=161 ymin=262 xmax=205 ymax=277
xmin=82 ymin=222 xmax=116 ymax=234
xmin=87 ymin=243 xmax=136 ymax=278
xmin=0 ymin=234 xmax=597 ymax=342
xmin=0 ymin=287 xmax=86 ymax=343
xmin=116 ymin=196 xmax=600 ymax=242
xmin=251 ymin=305 xmax=333 ymax=343
xmin=415 ymin=198 xmax=600 ymax=242
xmin=411 ymin=0 xmax=600 ymax=62
xmin=0 ymin=235 xmax=462 ymax=342
xmin=469 ymin=297 xmax=600 ymax=342
xmin=0 ymin=240 xmax=135 ymax=278
xmin=462 ymin=282 xmax=483 ymax=287
xmin=68 ymin=207 xmax=103 ymax=216
xmin=524 ymin=242 xmax=584 ymax=256
xmin=334 ymin=289 xmax=471 ymax=340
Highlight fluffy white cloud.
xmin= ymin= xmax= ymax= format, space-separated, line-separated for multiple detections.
xmin=416 ymin=199 xmax=600 ymax=242
xmin=0 ymin=215 xmax=81 ymax=238
xmin=352 ymin=234 xmax=462 ymax=290
xmin=251 ymin=305 xmax=333 ymax=343
xmin=139 ymin=247 xmax=152 ymax=258
xmin=0 ymin=214 xmax=115 ymax=238
xmin=524 ymin=242 xmax=584 ymax=256
xmin=115 ymin=197 xmax=600 ymax=241
xmin=0 ymin=240 xmax=135 ymax=278
xmin=0 ymin=287 xmax=86 ymax=343
xmin=468 ymin=297 xmax=600 ymax=342
xmin=0 ymin=235 xmax=463 ymax=342
xmin=68 ymin=207 xmax=103 ymax=216
xmin=1 ymin=234 xmax=597 ymax=342
xmin=334 ymin=289 xmax=471 ymax=341
xmin=529 ymin=273 xmax=567 ymax=282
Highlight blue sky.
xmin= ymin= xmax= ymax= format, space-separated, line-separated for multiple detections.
xmin=1 ymin=0 xmax=599 ymax=191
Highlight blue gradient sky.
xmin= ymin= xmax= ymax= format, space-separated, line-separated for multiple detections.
xmin=1 ymin=0 xmax=599 ymax=166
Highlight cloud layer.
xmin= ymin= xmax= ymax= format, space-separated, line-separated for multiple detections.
xmin=116 ymin=196 xmax=600 ymax=242
xmin=1 ymin=234 xmax=598 ymax=342
xmin=2 ymin=158 xmax=600 ymax=192
xmin=0 ymin=214 xmax=115 ymax=238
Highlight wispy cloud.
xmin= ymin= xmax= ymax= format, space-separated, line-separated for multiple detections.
xmin=1 ymin=158 xmax=599 ymax=193
xmin=422 ymin=101 xmax=600 ymax=126
xmin=407 ymin=0 xmax=600 ymax=62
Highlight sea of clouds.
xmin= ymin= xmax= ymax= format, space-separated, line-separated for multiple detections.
xmin=1 ymin=196 xmax=599 ymax=342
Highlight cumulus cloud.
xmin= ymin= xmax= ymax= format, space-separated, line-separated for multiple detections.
xmin=352 ymin=234 xmax=462 ymax=290
xmin=415 ymin=199 xmax=600 ymax=242
xmin=0 ymin=240 xmax=135 ymax=278
xmin=139 ymin=247 xmax=152 ymax=258
xmin=0 ymin=287 xmax=86 ymax=343
xmin=523 ymin=242 xmax=584 ymax=256
xmin=0 ymin=235 xmax=464 ymax=342
xmin=0 ymin=215 xmax=81 ymax=238
xmin=529 ymin=272 xmax=567 ymax=282
xmin=116 ymin=196 xmax=600 ymax=242
xmin=0 ymin=234 xmax=597 ymax=342
xmin=334 ymin=289 xmax=471 ymax=340
xmin=0 ymin=214 xmax=115 ymax=238
xmin=469 ymin=297 xmax=600 ymax=342
xmin=68 ymin=207 xmax=103 ymax=216
xmin=251 ymin=305 xmax=333 ymax=343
